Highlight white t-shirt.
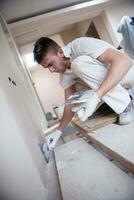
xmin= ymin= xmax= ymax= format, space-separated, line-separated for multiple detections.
xmin=59 ymin=37 xmax=114 ymax=90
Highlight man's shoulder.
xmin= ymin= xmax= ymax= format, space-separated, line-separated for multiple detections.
xmin=73 ymin=36 xmax=101 ymax=42
xmin=64 ymin=37 xmax=98 ymax=46
xmin=65 ymin=37 xmax=111 ymax=46
xmin=70 ymin=37 xmax=109 ymax=50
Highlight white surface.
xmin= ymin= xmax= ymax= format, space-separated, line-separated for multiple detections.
xmin=0 ymin=20 xmax=47 ymax=199
xmin=89 ymin=123 xmax=134 ymax=163
xmin=0 ymin=0 xmax=93 ymax=22
xmin=55 ymin=138 xmax=134 ymax=200
xmin=0 ymin=89 xmax=47 ymax=200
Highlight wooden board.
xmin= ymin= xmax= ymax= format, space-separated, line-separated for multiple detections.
xmin=88 ymin=122 xmax=134 ymax=174
xmin=72 ymin=113 xmax=117 ymax=133
xmin=55 ymin=138 xmax=134 ymax=200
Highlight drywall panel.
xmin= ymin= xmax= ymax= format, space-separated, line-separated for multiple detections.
xmin=0 ymin=89 xmax=47 ymax=200
xmin=88 ymin=123 xmax=134 ymax=174
xmin=55 ymin=138 xmax=134 ymax=200
xmin=0 ymin=16 xmax=47 ymax=187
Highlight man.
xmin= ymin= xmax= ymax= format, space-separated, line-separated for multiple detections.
xmin=33 ymin=37 xmax=134 ymax=150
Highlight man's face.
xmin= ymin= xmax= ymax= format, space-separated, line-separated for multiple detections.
xmin=40 ymin=48 xmax=69 ymax=73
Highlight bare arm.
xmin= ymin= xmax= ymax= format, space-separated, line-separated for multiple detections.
xmin=96 ymin=48 xmax=133 ymax=98
xmin=58 ymin=85 xmax=76 ymax=132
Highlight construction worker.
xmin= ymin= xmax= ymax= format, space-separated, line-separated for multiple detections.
xmin=33 ymin=37 xmax=134 ymax=150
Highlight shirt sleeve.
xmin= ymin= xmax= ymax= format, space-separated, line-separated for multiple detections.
xmin=78 ymin=37 xmax=115 ymax=59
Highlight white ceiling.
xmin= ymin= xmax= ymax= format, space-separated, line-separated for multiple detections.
xmin=0 ymin=0 xmax=120 ymax=47
xmin=0 ymin=0 xmax=93 ymax=23
xmin=7 ymin=0 xmax=110 ymax=46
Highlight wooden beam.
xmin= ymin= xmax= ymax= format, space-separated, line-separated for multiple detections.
xmin=72 ymin=113 xmax=117 ymax=133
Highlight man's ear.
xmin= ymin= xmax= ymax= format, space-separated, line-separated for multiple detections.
xmin=57 ymin=48 xmax=64 ymax=58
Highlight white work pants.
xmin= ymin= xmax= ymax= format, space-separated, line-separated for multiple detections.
xmin=71 ymin=55 xmax=134 ymax=114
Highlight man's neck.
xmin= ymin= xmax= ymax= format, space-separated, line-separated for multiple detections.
xmin=65 ymin=58 xmax=71 ymax=69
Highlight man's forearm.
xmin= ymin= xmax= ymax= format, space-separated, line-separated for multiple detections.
xmin=97 ymin=51 xmax=133 ymax=98
xmin=58 ymin=84 xmax=76 ymax=132
xmin=58 ymin=104 xmax=74 ymax=132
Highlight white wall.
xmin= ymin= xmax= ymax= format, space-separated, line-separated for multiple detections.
xmin=31 ymin=67 xmax=64 ymax=116
xmin=0 ymin=90 xmax=47 ymax=200
xmin=60 ymin=27 xmax=78 ymax=44
xmin=93 ymin=15 xmax=113 ymax=45
xmin=0 ymin=17 xmax=48 ymax=199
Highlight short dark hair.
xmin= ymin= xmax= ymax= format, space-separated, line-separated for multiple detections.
xmin=33 ymin=37 xmax=60 ymax=64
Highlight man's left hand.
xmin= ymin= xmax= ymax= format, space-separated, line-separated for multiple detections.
xmin=72 ymin=92 xmax=101 ymax=121
xmin=46 ymin=130 xmax=62 ymax=151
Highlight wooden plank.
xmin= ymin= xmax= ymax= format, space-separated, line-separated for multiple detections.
xmin=55 ymin=138 xmax=134 ymax=200
xmin=88 ymin=122 xmax=134 ymax=175
xmin=72 ymin=113 xmax=117 ymax=133
xmin=43 ymin=122 xmax=60 ymax=136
